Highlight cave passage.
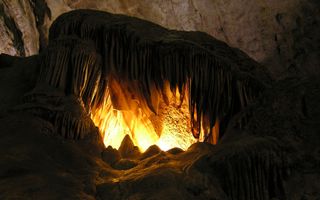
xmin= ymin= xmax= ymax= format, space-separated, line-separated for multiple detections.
xmin=91 ymin=76 xmax=216 ymax=151
xmin=35 ymin=9 xmax=268 ymax=152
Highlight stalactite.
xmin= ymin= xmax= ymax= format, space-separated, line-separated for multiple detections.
xmin=191 ymin=136 xmax=288 ymax=200
xmin=53 ymin=111 xmax=94 ymax=139
xmin=14 ymin=97 xmax=96 ymax=140
xmin=39 ymin=9 xmax=270 ymax=143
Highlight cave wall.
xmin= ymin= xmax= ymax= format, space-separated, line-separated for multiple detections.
xmin=0 ymin=3 xmax=319 ymax=199
xmin=0 ymin=0 xmax=319 ymax=78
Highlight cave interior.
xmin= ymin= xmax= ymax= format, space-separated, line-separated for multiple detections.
xmin=0 ymin=3 xmax=319 ymax=200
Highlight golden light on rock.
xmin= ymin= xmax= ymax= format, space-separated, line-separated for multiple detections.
xmin=91 ymin=89 xmax=196 ymax=152
xmin=90 ymin=78 xmax=219 ymax=152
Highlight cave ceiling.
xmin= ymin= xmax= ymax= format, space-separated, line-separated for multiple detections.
xmin=0 ymin=1 xmax=319 ymax=200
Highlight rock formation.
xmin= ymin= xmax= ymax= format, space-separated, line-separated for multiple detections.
xmin=0 ymin=5 xmax=319 ymax=200
xmin=0 ymin=0 xmax=319 ymax=79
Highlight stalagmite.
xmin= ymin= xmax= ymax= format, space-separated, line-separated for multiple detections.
xmin=2 ymin=9 xmax=311 ymax=200
xmin=43 ymin=10 xmax=268 ymax=143
xmin=37 ymin=9 xmax=270 ymax=144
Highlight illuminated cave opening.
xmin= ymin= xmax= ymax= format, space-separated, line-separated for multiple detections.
xmin=36 ymin=10 xmax=267 ymax=153
xmin=90 ymin=77 xmax=218 ymax=152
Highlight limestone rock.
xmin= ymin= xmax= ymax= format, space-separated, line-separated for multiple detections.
xmin=118 ymin=135 xmax=141 ymax=159
xmin=140 ymin=145 xmax=161 ymax=160
xmin=1 ymin=0 xmax=319 ymax=78
xmin=102 ymin=146 xmax=121 ymax=165
xmin=113 ymin=159 xmax=138 ymax=170
xmin=167 ymin=147 xmax=183 ymax=155
xmin=0 ymin=5 xmax=319 ymax=200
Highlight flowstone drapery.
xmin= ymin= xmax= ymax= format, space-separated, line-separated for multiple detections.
xmin=1 ymin=9 xmax=319 ymax=200
xmin=36 ymin=9 xmax=270 ymax=145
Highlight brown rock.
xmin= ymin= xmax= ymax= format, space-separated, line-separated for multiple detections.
xmin=101 ymin=146 xmax=121 ymax=165
xmin=118 ymin=134 xmax=141 ymax=159
xmin=140 ymin=145 xmax=161 ymax=160
xmin=113 ymin=159 xmax=138 ymax=170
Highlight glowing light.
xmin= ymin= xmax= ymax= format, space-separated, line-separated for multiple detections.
xmin=91 ymin=81 xmax=199 ymax=152
xmin=156 ymin=93 xmax=197 ymax=151
xmin=91 ymin=90 xmax=159 ymax=151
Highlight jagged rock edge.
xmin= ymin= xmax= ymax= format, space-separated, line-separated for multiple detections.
xmin=38 ymin=9 xmax=268 ymax=141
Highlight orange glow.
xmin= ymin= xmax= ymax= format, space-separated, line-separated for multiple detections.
xmin=91 ymin=89 xmax=159 ymax=151
xmin=91 ymin=79 xmax=218 ymax=152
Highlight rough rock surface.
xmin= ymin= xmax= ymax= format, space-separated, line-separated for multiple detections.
xmin=0 ymin=0 xmax=40 ymax=56
xmin=0 ymin=5 xmax=319 ymax=200
xmin=43 ymin=9 xmax=268 ymax=142
xmin=1 ymin=84 xmax=319 ymax=199
xmin=0 ymin=0 xmax=319 ymax=78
